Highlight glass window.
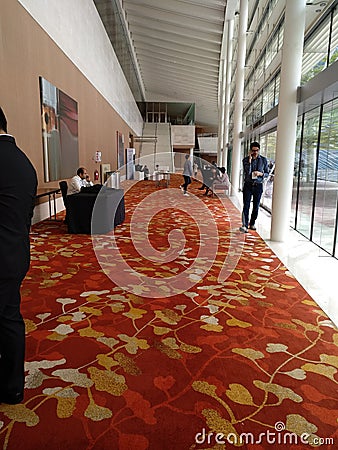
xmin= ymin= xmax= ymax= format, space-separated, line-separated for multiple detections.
xmin=278 ymin=25 xmax=284 ymax=52
xmin=274 ymin=75 xmax=280 ymax=107
xmin=329 ymin=7 xmax=338 ymax=65
xmin=262 ymin=79 xmax=275 ymax=115
xmin=244 ymin=104 xmax=253 ymax=127
xmin=265 ymin=31 xmax=279 ymax=68
xmin=265 ymin=40 xmax=272 ymax=69
xmin=255 ymin=57 xmax=265 ymax=84
xmin=244 ymin=73 xmax=254 ymax=104
xmin=312 ymin=98 xmax=338 ymax=253
xmin=295 ymin=107 xmax=320 ymax=239
xmin=247 ymin=0 xmax=278 ymax=58
xmin=261 ymin=131 xmax=277 ymax=212
xmin=252 ymin=95 xmax=263 ymax=123
xmin=301 ymin=16 xmax=331 ymax=84
xmin=265 ymin=131 xmax=277 ymax=162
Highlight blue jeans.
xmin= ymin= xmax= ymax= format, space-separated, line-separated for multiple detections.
xmin=242 ymin=182 xmax=263 ymax=228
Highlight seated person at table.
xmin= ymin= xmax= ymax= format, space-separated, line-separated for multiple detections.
xmin=67 ymin=167 xmax=93 ymax=195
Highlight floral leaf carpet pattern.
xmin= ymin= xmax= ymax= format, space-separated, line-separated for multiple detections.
xmin=0 ymin=175 xmax=337 ymax=450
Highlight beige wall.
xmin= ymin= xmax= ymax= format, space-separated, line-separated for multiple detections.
xmin=171 ymin=125 xmax=195 ymax=147
xmin=0 ymin=0 xmax=139 ymax=190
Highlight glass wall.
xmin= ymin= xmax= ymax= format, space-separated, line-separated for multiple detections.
xmin=295 ymin=107 xmax=320 ymax=239
xmin=291 ymin=118 xmax=304 ymax=227
xmin=292 ymin=98 xmax=338 ymax=256
xmin=312 ymin=98 xmax=338 ymax=253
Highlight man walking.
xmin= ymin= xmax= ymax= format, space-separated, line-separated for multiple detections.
xmin=239 ymin=141 xmax=269 ymax=233
xmin=0 ymin=106 xmax=37 ymax=404
xmin=181 ymin=154 xmax=193 ymax=196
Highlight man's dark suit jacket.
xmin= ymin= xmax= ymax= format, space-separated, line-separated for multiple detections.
xmin=0 ymin=135 xmax=37 ymax=279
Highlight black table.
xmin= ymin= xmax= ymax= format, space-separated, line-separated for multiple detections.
xmin=66 ymin=187 xmax=125 ymax=234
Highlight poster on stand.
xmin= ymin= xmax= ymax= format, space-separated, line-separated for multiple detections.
xmin=126 ymin=148 xmax=135 ymax=180
xmin=117 ymin=132 xmax=124 ymax=169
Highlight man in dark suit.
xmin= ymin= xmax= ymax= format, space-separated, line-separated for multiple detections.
xmin=239 ymin=141 xmax=269 ymax=233
xmin=0 ymin=107 xmax=37 ymax=404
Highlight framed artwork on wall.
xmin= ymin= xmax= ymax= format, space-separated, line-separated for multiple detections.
xmin=39 ymin=77 xmax=79 ymax=182
xmin=100 ymin=163 xmax=111 ymax=183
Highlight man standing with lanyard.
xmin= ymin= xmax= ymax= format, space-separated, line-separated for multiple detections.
xmin=239 ymin=141 xmax=269 ymax=233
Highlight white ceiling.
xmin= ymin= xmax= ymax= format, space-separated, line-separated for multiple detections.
xmin=94 ymin=0 xmax=228 ymax=132
xmin=123 ymin=0 xmax=226 ymax=132
xmin=94 ymin=0 xmax=334 ymax=133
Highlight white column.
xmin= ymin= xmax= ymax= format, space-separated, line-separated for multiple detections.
xmin=217 ymin=55 xmax=226 ymax=165
xmin=217 ymin=20 xmax=227 ymax=166
xmin=223 ymin=19 xmax=234 ymax=171
xmin=270 ymin=0 xmax=307 ymax=241
xmin=230 ymin=0 xmax=248 ymax=195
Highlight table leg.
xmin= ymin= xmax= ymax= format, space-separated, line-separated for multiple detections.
xmin=52 ymin=192 xmax=57 ymax=220
xmin=48 ymin=194 xmax=52 ymax=220
xmin=47 ymin=192 xmax=58 ymax=220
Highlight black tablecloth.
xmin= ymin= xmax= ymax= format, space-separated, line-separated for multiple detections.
xmin=67 ymin=187 xmax=125 ymax=234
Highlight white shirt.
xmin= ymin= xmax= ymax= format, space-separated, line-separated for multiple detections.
xmin=67 ymin=175 xmax=93 ymax=195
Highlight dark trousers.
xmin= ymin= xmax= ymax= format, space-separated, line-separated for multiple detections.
xmin=242 ymin=182 xmax=263 ymax=228
xmin=0 ymin=278 xmax=25 ymax=396
xmin=182 ymin=175 xmax=191 ymax=193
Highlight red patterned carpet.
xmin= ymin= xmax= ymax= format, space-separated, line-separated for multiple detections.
xmin=0 ymin=175 xmax=337 ymax=450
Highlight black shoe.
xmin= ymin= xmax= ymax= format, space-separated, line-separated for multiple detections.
xmin=249 ymin=224 xmax=256 ymax=230
xmin=0 ymin=392 xmax=24 ymax=405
